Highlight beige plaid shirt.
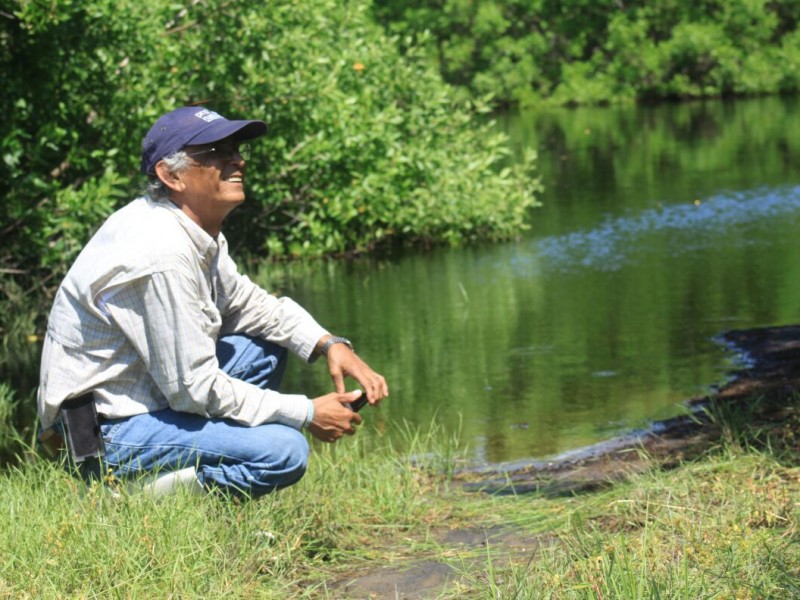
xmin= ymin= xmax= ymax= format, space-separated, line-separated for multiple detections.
xmin=37 ymin=196 xmax=328 ymax=429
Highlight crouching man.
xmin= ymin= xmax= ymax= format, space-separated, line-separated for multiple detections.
xmin=37 ymin=106 xmax=389 ymax=497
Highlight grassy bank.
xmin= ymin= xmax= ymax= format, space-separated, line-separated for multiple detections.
xmin=1 ymin=404 xmax=799 ymax=598
xmin=468 ymin=453 xmax=800 ymax=598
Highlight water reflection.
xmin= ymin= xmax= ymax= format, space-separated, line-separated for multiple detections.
xmin=4 ymin=98 xmax=800 ymax=465
xmin=274 ymin=97 xmax=800 ymax=464
xmin=537 ymin=186 xmax=800 ymax=272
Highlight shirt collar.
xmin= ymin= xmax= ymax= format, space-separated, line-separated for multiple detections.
xmin=147 ymin=196 xmax=220 ymax=263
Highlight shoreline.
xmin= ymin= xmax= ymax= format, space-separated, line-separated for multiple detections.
xmin=453 ymin=324 xmax=800 ymax=495
xmin=332 ymin=324 xmax=800 ymax=598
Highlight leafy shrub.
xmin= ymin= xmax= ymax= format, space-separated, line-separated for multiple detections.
xmin=0 ymin=384 xmax=17 ymax=456
xmin=0 ymin=0 xmax=540 ymax=293
xmin=778 ymin=30 xmax=800 ymax=91
xmin=373 ymin=0 xmax=800 ymax=107
xmin=658 ymin=22 xmax=729 ymax=97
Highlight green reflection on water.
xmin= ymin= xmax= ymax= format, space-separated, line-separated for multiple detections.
xmin=4 ymin=97 xmax=800 ymax=465
xmin=267 ymin=97 xmax=800 ymax=464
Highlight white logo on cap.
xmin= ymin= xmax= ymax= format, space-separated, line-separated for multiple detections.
xmin=194 ymin=109 xmax=222 ymax=123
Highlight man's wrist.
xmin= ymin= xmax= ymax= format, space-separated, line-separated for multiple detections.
xmin=319 ymin=336 xmax=353 ymax=355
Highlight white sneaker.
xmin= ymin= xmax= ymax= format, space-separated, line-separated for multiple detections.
xmin=140 ymin=467 xmax=205 ymax=497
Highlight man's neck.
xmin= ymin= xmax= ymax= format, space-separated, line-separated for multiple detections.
xmin=169 ymin=195 xmax=227 ymax=237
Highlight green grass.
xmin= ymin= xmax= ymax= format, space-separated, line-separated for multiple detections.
xmin=1 ymin=402 xmax=799 ymax=598
xmin=458 ymin=453 xmax=800 ymax=599
xmin=450 ymin=396 xmax=800 ymax=599
xmin=0 ymin=423 xmax=467 ymax=598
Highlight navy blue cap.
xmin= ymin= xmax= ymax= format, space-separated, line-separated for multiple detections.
xmin=140 ymin=107 xmax=267 ymax=175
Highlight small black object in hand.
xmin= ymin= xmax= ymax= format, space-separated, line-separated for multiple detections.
xmin=349 ymin=393 xmax=369 ymax=412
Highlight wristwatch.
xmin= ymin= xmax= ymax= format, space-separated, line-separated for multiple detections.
xmin=319 ymin=336 xmax=353 ymax=355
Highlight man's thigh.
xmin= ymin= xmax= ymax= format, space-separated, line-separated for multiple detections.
xmin=102 ymin=409 xmax=309 ymax=490
xmin=97 ymin=334 xmax=306 ymax=494
xmin=216 ymin=334 xmax=288 ymax=390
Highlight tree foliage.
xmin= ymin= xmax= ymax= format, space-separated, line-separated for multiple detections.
xmin=0 ymin=0 xmax=540 ymax=294
xmin=373 ymin=0 xmax=800 ymax=107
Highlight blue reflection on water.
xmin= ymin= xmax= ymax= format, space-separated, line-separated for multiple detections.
xmin=536 ymin=186 xmax=800 ymax=272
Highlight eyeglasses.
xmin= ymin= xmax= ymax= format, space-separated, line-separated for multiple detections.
xmin=186 ymin=143 xmax=251 ymax=162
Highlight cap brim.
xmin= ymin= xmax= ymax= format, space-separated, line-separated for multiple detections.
xmin=187 ymin=119 xmax=267 ymax=146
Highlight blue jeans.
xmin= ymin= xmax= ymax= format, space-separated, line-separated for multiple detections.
xmin=99 ymin=335 xmax=309 ymax=498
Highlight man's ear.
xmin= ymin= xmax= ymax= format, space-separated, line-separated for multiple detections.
xmin=155 ymin=161 xmax=185 ymax=193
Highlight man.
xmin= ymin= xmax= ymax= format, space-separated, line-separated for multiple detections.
xmin=37 ymin=106 xmax=389 ymax=497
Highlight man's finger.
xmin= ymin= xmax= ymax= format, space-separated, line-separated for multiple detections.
xmin=331 ymin=372 xmax=345 ymax=393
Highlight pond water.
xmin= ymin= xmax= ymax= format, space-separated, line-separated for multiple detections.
xmin=269 ymin=96 xmax=800 ymax=464
xmin=6 ymin=97 xmax=800 ymax=466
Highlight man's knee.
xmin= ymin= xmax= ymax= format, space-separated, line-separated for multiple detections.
xmin=249 ymin=428 xmax=309 ymax=495
xmin=199 ymin=426 xmax=310 ymax=497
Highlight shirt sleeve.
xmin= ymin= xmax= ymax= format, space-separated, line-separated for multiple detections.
xmin=214 ymin=243 xmax=329 ymax=362
xmin=103 ymin=270 xmax=311 ymax=429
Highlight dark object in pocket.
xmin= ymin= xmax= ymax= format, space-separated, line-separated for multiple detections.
xmin=61 ymin=393 xmax=105 ymax=462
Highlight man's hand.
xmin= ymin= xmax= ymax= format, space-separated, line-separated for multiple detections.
xmin=320 ymin=338 xmax=389 ymax=406
xmin=308 ymin=391 xmax=364 ymax=443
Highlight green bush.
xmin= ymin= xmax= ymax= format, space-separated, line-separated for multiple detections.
xmin=0 ymin=0 xmax=540 ymax=292
xmin=778 ymin=30 xmax=800 ymax=91
xmin=373 ymin=0 xmax=800 ymax=107
xmin=659 ymin=22 xmax=729 ymax=97
xmin=0 ymin=384 xmax=17 ymax=455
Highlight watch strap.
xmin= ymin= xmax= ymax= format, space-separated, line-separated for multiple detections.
xmin=320 ymin=336 xmax=353 ymax=355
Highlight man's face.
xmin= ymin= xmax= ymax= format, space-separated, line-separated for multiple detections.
xmin=179 ymin=138 xmax=248 ymax=213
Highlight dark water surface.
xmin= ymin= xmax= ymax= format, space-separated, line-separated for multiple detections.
xmin=268 ymin=97 xmax=800 ymax=464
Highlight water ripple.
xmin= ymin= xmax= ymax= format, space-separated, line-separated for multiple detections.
xmin=536 ymin=186 xmax=800 ymax=272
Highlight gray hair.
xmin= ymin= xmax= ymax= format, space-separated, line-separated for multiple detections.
xmin=145 ymin=150 xmax=192 ymax=201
